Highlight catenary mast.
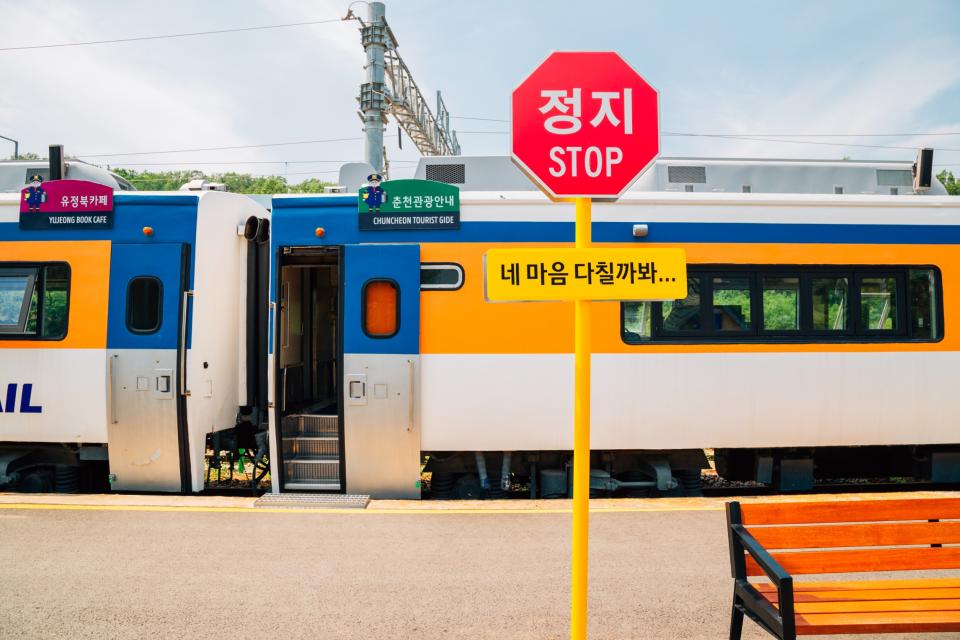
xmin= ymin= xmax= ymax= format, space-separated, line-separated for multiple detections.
xmin=357 ymin=2 xmax=461 ymax=175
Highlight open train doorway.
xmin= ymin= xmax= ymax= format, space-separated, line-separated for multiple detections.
xmin=276 ymin=247 xmax=343 ymax=491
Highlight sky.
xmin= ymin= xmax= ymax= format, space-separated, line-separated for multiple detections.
xmin=0 ymin=0 xmax=958 ymax=184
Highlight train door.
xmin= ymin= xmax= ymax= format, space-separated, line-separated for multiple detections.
xmin=276 ymin=248 xmax=342 ymax=491
xmin=106 ymin=243 xmax=190 ymax=491
xmin=342 ymin=244 xmax=421 ymax=498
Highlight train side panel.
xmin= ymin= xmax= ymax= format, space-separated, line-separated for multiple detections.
xmin=0 ymin=238 xmax=111 ymax=444
xmin=185 ymin=191 xmax=270 ymax=491
xmin=0 ymin=191 xmax=269 ymax=492
xmin=418 ymin=195 xmax=960 ymax=454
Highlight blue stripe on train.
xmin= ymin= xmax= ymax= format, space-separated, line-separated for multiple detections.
xmin=269 ymin=199 xmax=960 ymax=354
xmin=0 ymin=195 xmax=198 ymax=243
xmin=1 ymin=196 xmax=200 ymax=350
xmin=271 ymin=198 xmax=960 ymax=246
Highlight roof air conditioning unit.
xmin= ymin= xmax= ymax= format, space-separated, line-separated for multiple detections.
xmin=179 ymin=179 xmax=227 ymax=192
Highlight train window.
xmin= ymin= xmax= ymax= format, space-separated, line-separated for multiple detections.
xmin=363 ymin=279 xmax=399 ymax=338
xmin=36 ymin=265 xmax=69 ymax=339
xmin=762 ymin=277 xmax=800 ymax=331
xmin=0 ymin=269 xmax=36 ymax=333
xmin=621 ymin=265 xmax=942 ymax=344
xmin=420 ymin=263 xmax=464 ymax=290
xmin=811 ymin=277 xmax=849 ymax=332
xmin=622 ymin=301 xmax=652 ymax=340
xmin=712 ymin=276 xmax=752 ymax=332
xmin=910 ymin=269 xmax=938 ymax=339
xmin=0 ymin=264 xmax=70 ymax=340
xmin=858 ymin=276 xmax=899 ymax=332
xmin=661 ymin=275 xmax=703 ymax=332
xmin=126 ymin=277 xmax=163 ymax=334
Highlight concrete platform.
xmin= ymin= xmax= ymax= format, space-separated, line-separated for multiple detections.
xmin=1 ymin=491 xmax=957 ymax=639
xmin=3 ymin=488 xmax=956 ymax=512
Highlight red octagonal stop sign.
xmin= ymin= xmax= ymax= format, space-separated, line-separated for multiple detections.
xmin=511 ymin=51 xmax=659 ymax=199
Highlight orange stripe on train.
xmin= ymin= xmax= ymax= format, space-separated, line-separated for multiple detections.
xmin=419 ymin=242 xmax=960 ymax=355
xmin=0 ymin=241 xmax=111 ymax=350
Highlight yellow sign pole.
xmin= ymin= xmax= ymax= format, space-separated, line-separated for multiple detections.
xmin=571 ymin=196 xmax=591 ymax=640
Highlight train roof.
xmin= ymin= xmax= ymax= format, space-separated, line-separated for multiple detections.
xmin=412 ymin=155 xmax=949 ymax=196
xmin=0 ymin=159 xmax=135 ymax=192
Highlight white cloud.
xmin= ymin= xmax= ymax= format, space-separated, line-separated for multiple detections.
xmin=0 ymin=1 xmax=255 ymax=164
xmin=0 ymin=0 xmax=381 ymax=181
xmin=2 ymin=1 xmax=955 ymax=182
xmin=254 ymin=0 xmax=364 ymax=63
xmin=665 ymin=36 xmax=960 ymax=161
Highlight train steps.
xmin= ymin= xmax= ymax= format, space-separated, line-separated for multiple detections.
xmin=281 ymin=414 xmax=341 ymax=491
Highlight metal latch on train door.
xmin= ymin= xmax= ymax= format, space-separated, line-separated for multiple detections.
xmin=153 ymin=368 xmax=174 ymax=399
xmin=346 ymin=374 xmax=367 ymax=405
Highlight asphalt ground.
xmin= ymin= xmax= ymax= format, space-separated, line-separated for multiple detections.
xmin=0 ymin=493 xmax=957 ymax=640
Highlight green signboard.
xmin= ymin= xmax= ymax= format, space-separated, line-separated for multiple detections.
xmin=358 ymin=179 xmax=460 ymax=231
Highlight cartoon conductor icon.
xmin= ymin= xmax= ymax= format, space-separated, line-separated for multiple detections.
xmin=361 ymin=173 xmax=387 ymax=213
xmin=23 ymin=175 xmax=47 ymax=213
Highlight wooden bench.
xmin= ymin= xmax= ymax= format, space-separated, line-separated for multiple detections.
xmin=726 ymin=498 xmax=960 ymax=638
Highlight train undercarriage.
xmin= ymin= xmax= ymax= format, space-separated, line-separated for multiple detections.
xmin=0 ymin=444 xmax=110 ymax=493
xmin=422 ymin=444 xmax=960 ymax=499
xmin=4 ymin=442 xmax=960 ymax=496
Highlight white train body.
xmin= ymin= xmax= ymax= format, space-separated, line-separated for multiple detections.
xmin=2 ymin=156 xmax=957 ymax=496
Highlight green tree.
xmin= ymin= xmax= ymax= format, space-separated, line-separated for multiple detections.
xmin=4 ymin=152 xmax=42 ymax=161
xmin=113 ymin=168 xmax=204 ymax=191
xmin=290 ymin=178 xmax=333 ymax=193
xmin=112 ymin=167 xmax=333 ymax=194
xmin=938 ymin=170 xmax=959 ymax=196
xmin=216 ymin=172 xmax=286 ymax=194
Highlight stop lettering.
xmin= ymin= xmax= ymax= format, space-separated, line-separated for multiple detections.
xmin=511 ymin=52 xmax=659 ymax=199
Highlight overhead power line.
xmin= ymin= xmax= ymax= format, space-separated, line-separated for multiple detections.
xmin=453 ymin=116 xmax=510 ymax=123
xmin=0 ymin=17 xmax=347 ymax=52
xmin=104 ymin=159 xmax=418 ymax=166
xmin=455 ymin=130 xmax=960 ymax=152
xmin=666 ymin=133 xmax=960 ymax=153
xmin=686 ymin=132 xmax=960 ymax=138
xmin=78 ymin=134 xmax=399 ymax=158
xmin=123 ymin=168 xmax=342 ymax=182
xmin=452 ymin=118 xmax=960 ymax=138
xmin=76 ymin=129 xmax=960 ymax=163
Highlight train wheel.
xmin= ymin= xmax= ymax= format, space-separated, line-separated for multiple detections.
xmin=55 ymin=465 xmax=80 ymax=493
xmin=674 ymin=469 xmax=703 ymax=497
xmin=454 ymin=474 xmax=482 ymax=499
xmin=429 ymin=472 xmax=457 ymax=499
xmin=17 ymin=470 xmax=53 ymax=493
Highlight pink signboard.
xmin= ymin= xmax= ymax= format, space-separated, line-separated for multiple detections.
xmin=19 ymin=178 xmax=115 ymax=230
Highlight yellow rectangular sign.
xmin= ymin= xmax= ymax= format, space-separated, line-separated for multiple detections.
xmin=484 ymin=248 xmax=687 ymax=302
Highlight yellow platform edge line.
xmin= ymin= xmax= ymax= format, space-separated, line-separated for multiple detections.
xmin=0 ymin=502 xmax=725 ymax=515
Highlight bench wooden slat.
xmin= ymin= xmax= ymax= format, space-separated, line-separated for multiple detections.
xmin=794 ymin=610 xmax=960 ymax=635
xmin=754 ymin=577 xmax=960 ymax=592
xmin=745 ymin=546 xmax=960 ymax=576
xmin=764 ymin=588 xmax=960 ymax=604
xmin=750 ymin=521 xmax=960 ymax=549
xmin=740 ymin=498 xmax=960 ymax=525
xmin=793 ymin=598 xmax=960 ymax=614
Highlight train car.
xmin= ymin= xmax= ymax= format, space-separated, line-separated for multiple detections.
xmin=0 ymin=158 xmax=136 ymax=192
xmin=4 ymin=155 xmax=956 ymax=498
xmin=268 ymin=157 xmax=960 ymax=498
xmin=0 ymin=186 xmax=269 ymax=492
